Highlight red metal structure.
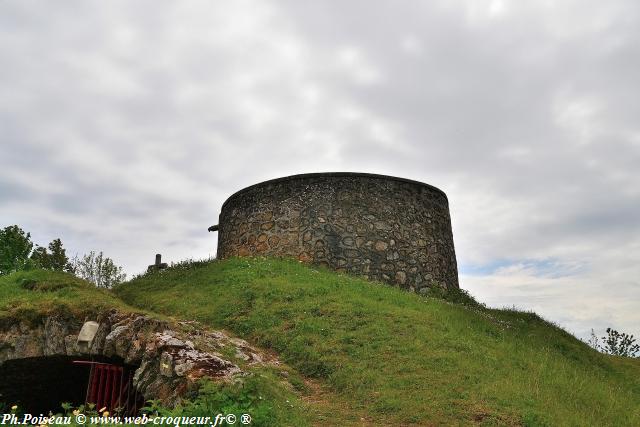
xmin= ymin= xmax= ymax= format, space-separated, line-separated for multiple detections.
xmin=73 ymin=361 xmax=144 ymax=415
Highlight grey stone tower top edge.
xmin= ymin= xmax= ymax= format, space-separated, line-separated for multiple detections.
xmin=220 ymin=172 xmax=449 ymax=210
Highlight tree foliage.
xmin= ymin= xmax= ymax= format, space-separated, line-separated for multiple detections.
xmin=1 ymin=225 xmax=126 ymax=290
xmin=0 ymin=225 xmax=34 ymax=275
xmin=29 ymin=246 xmax=51 ymax=269
xmin=48 ymin=238 xmax=70 ymax=271
xmin=30 ymin=238 xmax=71 ymax=271
xmin=69 ymin=251 xmax=126 ymax=288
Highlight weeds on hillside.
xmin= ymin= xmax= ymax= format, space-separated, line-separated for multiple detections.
xmin=143 ymin=377 xmax=282 ymax=427
xmin=424 ymin=284 xmax=486 ymax=308
xmin=589 ymin=328 xmax=639 ymax=358
xmin=129 ymin=257 xmax=216 ymax=280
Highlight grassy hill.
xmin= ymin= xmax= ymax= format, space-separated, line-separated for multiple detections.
xmin=113 ymin=257 xmax=640 ymax=426
xmin=1 ymin=259 xmax=638 ymax=426
xmin=0 ymin=269 xmax=310 ymax=426
xmin=0 ymin=269 xmax=135 ymax=327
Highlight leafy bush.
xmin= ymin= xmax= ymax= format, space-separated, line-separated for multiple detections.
xmin=68 ymin=251 xmax=126 ymax=288
xmin=589 ymin=328 xmax=639 ymax=357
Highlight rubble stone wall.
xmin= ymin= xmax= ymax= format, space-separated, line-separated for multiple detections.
xmin=0 ymin=311 xmax=241 ymax=406
xmin=217 ymin=173 xmax=459 ymax=291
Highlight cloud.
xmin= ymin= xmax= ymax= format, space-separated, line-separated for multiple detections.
xmin=0 ymin=0 xmax=638 ymax=340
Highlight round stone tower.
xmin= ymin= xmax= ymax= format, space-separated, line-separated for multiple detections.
xmin=214 ymin=173 xmax=458 ymax=291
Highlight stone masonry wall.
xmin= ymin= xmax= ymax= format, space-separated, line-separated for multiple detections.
xmin=217 ymin=173 xmax=459 ymax=292
xmin=0 ymin=311 xmax=246 ymax=407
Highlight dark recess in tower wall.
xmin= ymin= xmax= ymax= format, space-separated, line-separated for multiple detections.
xmin=212 ymin=173 xmax=459 ymax=292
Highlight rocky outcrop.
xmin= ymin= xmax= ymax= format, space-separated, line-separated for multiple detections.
xmin=0 ymin=310 xmax=263 ymax=406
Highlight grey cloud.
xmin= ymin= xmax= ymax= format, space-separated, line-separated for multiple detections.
xmin=1 ymin=0 xmax=638 ymax=339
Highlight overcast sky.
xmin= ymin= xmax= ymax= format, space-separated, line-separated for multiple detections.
xmin=1 ymin=0 xmax=638 ymax=342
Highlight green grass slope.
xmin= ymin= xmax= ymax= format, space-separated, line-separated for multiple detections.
xmin=0 ymin=269 xmax=135 ymax=327
xmin=115 ymin=258 xmax=640 ymax=426
xmin=0 ymin=270 xmax=311 ymax=426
